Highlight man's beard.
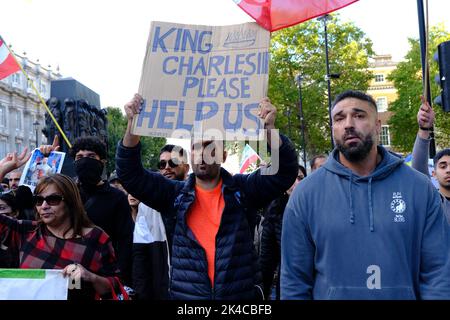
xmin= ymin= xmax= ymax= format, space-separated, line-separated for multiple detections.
xmin=439 ymin=180 xmax=450 ymax=191
xmin=193 ymin=164 xmax=220 ymax=181
xmin=336 ymin=129 xmax=375 ymax=163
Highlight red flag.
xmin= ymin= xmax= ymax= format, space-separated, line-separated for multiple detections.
xmin=0 ymin=37 xmax=20 ymax=80
xmin=234 ymin=0 xmax=359 ymax=32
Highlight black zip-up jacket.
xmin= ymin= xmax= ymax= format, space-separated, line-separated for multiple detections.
xmin=79 ymin=181 xmax=134 ymax=286
xmin=260 ymin=193 xmax=289 ymax=299
xmin=116 ymin=135 xmax=297 ymax=299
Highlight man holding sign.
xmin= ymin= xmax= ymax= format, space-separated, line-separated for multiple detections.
xmin=116 ymin=93 xmax=297 ymax=299
xmin=116 ymin=21 xmax=297 ymax=300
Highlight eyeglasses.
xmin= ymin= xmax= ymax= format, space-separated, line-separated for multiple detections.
xmin=158 ymin=159 xmax=179 ymax=170
xmin=33 ymin=194 xmax=64 ymax=206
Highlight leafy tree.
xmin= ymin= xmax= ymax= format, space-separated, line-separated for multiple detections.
xmin=388 ymin=25 xmax=450 ymax=152
xmin=106 ymin=107 xmax=166 ymax=175
xmin=268 ymin=14 xmax=374 ymax=162
xmin=140 ymin=135 xmax=167 ymax=170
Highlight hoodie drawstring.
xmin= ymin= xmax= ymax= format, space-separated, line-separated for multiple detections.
xmin=368 ymin=177 xmax=374 ymax=232
xmin=349 ymin=174 xmax=355 ymax=224
xmin=348 ymin=175 xmax=375 ymax=232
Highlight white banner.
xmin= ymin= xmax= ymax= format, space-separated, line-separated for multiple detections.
xmin=0 ymin=269 xmax=69 ymax=300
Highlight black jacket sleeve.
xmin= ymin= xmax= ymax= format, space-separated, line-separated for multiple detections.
xmin=114 ymin=192 xmax=134 ymax=287
xmin=260 ymin=196 xmax=287 ymax=299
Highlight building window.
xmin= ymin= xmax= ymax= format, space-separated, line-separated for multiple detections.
xmin=15 ymin=142 xmax=22 ymax=153
xmin=15 ymin=111 xmax=22 ymax=131
xmin=27 ymin=76 xmax=35 ymax=93
xmin=376 ymin=97 xmax=388 ymax=112
xmin=0 ymin=105 xmax=5 ymax=127
xmin=375 ymin=74 xmax=385 ymax=82
xmin=0 ymin=140 xmax=6 ymax=158
xmin=12 ymin=73 xmax=21 ymax=86
xmin=40 ymin=82 xmax=47 ymax=95
xmin=27 ymin=115 xmax=32 ymax=134
xmin=380 ymin=125 xmax=391 ymax=146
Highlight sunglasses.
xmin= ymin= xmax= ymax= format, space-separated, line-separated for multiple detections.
xmin=158 ymin=159 xmax=179 ymax=170
xmin=33 ymin=194 xmax=64 ymax=206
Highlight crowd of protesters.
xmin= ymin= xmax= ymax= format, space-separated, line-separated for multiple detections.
xmin=0 ymin=90 xmax=449 ymax=300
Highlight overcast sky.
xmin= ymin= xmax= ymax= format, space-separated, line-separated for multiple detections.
xmin=1 ymin=0 xmax=449 ymax=108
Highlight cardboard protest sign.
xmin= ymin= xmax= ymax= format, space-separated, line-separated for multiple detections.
xmin=134 ymin=21 xmax=270 ymax=141
xmin=0 ymin=269 xmax=68 ymax=300
xmin=20 ymin=149 xmax=66 ymax=192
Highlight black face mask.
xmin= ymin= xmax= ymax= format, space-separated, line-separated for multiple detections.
xmin=74 ymin=157 xmax=104 ymax=187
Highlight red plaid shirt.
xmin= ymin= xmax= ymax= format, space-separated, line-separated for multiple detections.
xmin=0 ymin=213 xmax=121 ymax=299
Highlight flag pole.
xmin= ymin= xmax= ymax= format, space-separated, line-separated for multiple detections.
xmin=416 ymin=0 xmax=435 ymax=157
xmin=0 ymin=36 xmax=72 ymax=148
xmin=423 ymin=0 xmax=430 ymax=102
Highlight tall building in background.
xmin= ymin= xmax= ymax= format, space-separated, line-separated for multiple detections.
xmin=0 ymin=52 xmax=61 ymax=158
xmin=367 ymin=54 xmax=398 ymax=151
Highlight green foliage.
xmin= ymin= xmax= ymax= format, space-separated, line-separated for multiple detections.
xmin=106 ymin=107 xmax=166 ymax=175
xmin=268 ymin=14 xmax=374 ymax=161
xmin=140 ymin=135 xmax=167 ymax=170
xmin=106 ymin=107 xmax=126 ymax=175
xmin=388 ymin=25 xmax=450 ymax=152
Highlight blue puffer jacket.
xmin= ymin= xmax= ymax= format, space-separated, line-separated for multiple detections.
xmin=116 ymin=135 xmax=298 ymax=300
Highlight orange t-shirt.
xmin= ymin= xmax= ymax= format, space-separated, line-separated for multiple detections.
xmin=187 ymin=180 xmax=225 ymax=287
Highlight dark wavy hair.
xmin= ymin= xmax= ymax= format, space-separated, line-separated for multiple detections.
xmin=0 ymin=190 xmax=18 ymax=217
xmin=434 ymin=148 xmax=450 ymax=169
xmin=34 ymin=174 xmax=93 ymax=237
xmin=69 ymin=136 xmax=107 ymax=160
xmin=159 ymin=144 xmax=188 ymax=163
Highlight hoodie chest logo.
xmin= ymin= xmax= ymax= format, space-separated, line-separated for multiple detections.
xmin=390 ymin=192 xmax=406 ymax=222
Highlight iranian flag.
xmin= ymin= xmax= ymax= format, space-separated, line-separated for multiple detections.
xmin=0 ymin=269 xmax=69 ymax=300
xmin=239 ymin=144 xmax=261 ymax=173
xmin=0 ymin=36 xmax=20 ymax=80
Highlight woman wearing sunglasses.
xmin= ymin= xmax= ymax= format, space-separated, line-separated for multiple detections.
xmin=0 ymin=174 xmax=124 ymax=300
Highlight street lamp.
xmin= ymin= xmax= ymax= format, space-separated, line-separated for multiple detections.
xmin=318 ymin=14 xmax=335 ymax=150
xmin=295 ymin=74 xmax=307 ymax=169
xmin=33 ymin=120 xmax=40 ymax=146
xmin=283 ymin=106 xmax=292 ymax=138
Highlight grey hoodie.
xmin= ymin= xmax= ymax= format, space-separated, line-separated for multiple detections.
xmin=281 ymin=146 xmax=450 ymax=300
